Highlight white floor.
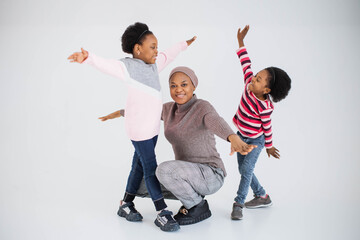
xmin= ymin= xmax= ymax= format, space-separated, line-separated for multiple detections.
xmin=2 ymin=192 xmax=359 ymax=240
xmin=1 ymin=150 xmax=359 ymax=240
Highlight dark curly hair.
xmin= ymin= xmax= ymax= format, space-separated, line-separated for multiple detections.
xmin=265 ymin=67 xmax=291 ymax=102
xmin=121 ymin=22 xmax=153 ymax=54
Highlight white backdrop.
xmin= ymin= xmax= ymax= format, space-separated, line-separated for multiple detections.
xmin=1 ymin=0 xmax=360 ymax=239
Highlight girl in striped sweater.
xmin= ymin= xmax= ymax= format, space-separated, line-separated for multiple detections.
xmin=231 ymin=25 xmax=291 ymax=220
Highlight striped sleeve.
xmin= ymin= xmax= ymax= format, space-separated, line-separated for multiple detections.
xmin=236 ymin=47 xmax=253 ymax=84
xmin=259 ymin=103 xmax=274 ymax=149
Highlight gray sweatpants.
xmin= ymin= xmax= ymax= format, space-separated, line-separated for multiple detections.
xmin=156 ymin=160 xmax=225 ymax=209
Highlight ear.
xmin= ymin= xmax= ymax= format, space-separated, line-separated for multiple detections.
xmin=133 ymin=43 xmax=141 ymax=55
xmin=264 ymin=87 xmax=271 ymax=94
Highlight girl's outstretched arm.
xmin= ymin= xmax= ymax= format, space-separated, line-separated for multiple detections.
xmin=156 ymin=36 xmax=196 ymax=72
xmin=237 ymin=25 xmax=249 ymax=48
xmin=68 ymin=48 xmax=126 ymax=80
xmin=68 ymin=48 xmax=89 ymax=63
xmin=186 ymin=36 xmax=197 ymax=46
xmin=236 ymin=26 xmax=253 ymax=84
xmin=98 ymin=110 xmax=123 ymax=121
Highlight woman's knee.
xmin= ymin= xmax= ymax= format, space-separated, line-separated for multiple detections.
xmin=156 ymin=161 xmax=175 ymax=180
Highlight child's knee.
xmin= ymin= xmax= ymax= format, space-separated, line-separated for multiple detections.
xmin=240 ymin=165 xmax=255 ymax=177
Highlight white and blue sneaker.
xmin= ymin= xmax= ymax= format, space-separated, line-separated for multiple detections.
xmin=117 ymin=202 xmax=143 ymax=222
xmin=154 ymin=210 xmax=180 ymax=232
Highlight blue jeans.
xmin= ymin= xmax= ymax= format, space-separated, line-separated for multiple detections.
xmin=235 ymin=132 xmax=266 ymax=204
xmin=123 ymin=135 xmax=166 ymax=211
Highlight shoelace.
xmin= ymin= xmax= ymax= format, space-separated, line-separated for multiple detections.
xmin=159 ymin=210 xmax=176 ymax=223
xmin=122 ymin=202 xmax=138 ymax=213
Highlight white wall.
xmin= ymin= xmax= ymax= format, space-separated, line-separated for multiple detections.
xmin=1 ymin=0 xmax=359 ymax=239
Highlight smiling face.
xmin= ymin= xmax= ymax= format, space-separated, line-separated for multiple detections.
xmin=134 ymin=34 xmax=158 ymax=64
xmin=169 ymin=72 xmax=196 ymax=105
xmin=248 ymin=69 xmax=271 ymax=100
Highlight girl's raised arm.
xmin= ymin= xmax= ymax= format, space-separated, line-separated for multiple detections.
xmin=156 ymin=36 xmax=196 ymax=72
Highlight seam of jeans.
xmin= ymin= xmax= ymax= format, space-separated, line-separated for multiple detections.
xmin=153 ymin=196 xmax=165 ymax=202
xmin=125 ymin=192 xmax=136 ymax=196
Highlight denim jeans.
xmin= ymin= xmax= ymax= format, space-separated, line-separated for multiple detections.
xmin=123 ymin=135 xmax=166 ymax=211
xmin=235 ymin=132 xmax=266 ymax=204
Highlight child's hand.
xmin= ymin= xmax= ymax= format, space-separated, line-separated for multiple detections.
xmin=98 ymin=116 xmax=111 ymax=121
xmin=68 ymin=48 xmax=89 ymax=63
xmin=98 ymin=110 xmax=122 ymax=121
xmin=228 ymin=134 xmax=257 ymax=156
xmin=186 ymin=36 xmax=197 ymax=46
xmin=266 ymin=146 xmax=280 ymax=159
xmin=237 ymin=25 xmax=249 ymax=48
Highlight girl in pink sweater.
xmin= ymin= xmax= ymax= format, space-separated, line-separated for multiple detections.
xmin=68 ymin=22 xmax=195 ymax=232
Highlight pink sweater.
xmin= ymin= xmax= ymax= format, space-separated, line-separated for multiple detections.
xmin=84 ymin=41 xmax=188 ymax=141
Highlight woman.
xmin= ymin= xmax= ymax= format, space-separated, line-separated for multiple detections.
xmin=100 ymin=66 xmax=255 ymax=225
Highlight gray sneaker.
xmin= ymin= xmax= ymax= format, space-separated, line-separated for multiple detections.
xmin=117 ymin=202 xmax=143 ymax=222
xmin=231 ymin=202 xmax=244 ymax=220
xmin=154 ymin=210 xmax=180 ymax=232
xmin=245 ymin=194 xmax=273 ymax=209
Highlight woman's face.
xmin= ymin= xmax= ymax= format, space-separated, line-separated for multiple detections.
xmin=169 ymin=72 xmax=196 ymax=105
xmin=135 ymin=34 xmax=158 ymax=64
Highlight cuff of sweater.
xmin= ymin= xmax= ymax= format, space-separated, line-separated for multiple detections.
xmin=225 ymin=132 xmax=237 ymax=142
xmin=265 ymin=144 xmax=273 ymax=149
xmin=82 ymin=51 xmax=92 ymax=64
xmin=181 ymin=41 xmax=188 ymax=51
xmin=236 ymin=47 xmax=246 ymax=56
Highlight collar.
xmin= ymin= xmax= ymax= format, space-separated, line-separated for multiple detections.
xmin=126 ymin=57 xmax=156 ymax=66
xmin=175 ymin=94 xmax=197 ymax=113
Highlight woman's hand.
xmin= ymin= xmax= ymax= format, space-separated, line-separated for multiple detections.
xmin=266 ymin=146 xmax=280 ymax=159
xmin=186 ymin=36 xmax=197 ymax=46
xmin=67 ymin=48 xmax=89 ymax=63
xmin=237 ymin=25 xmax=249 ymax=48
xmin=228 ymin=134 xmax=257 ymax=155
xmin=98 ymin=110 xmax=122 ymax=121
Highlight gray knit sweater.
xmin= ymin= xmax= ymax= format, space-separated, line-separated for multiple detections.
xmin=162 ymin=95 xmax=235 ymax=176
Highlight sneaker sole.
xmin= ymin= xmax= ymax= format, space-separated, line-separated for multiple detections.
xmin=231 ymin=215 xmax=243 ymax=220
xmin=177 ymin=210 xmax=212 ymax=225
xmin=245 ymin=202 xmax=273 ymax=209
xmin=154 ymin=219 xmax=180 ymax=232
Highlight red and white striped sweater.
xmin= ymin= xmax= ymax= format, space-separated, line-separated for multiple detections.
xmin=232 ymin=47 xmax=274 ymax=149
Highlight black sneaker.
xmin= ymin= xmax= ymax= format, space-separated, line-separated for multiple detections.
xmin=117 ymin=202 xmax=143 ymax=222
xmin=174 ymin=200 xmax=212 ymax=225
xmin=154 ymin=210 xmax=180 ymax=232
